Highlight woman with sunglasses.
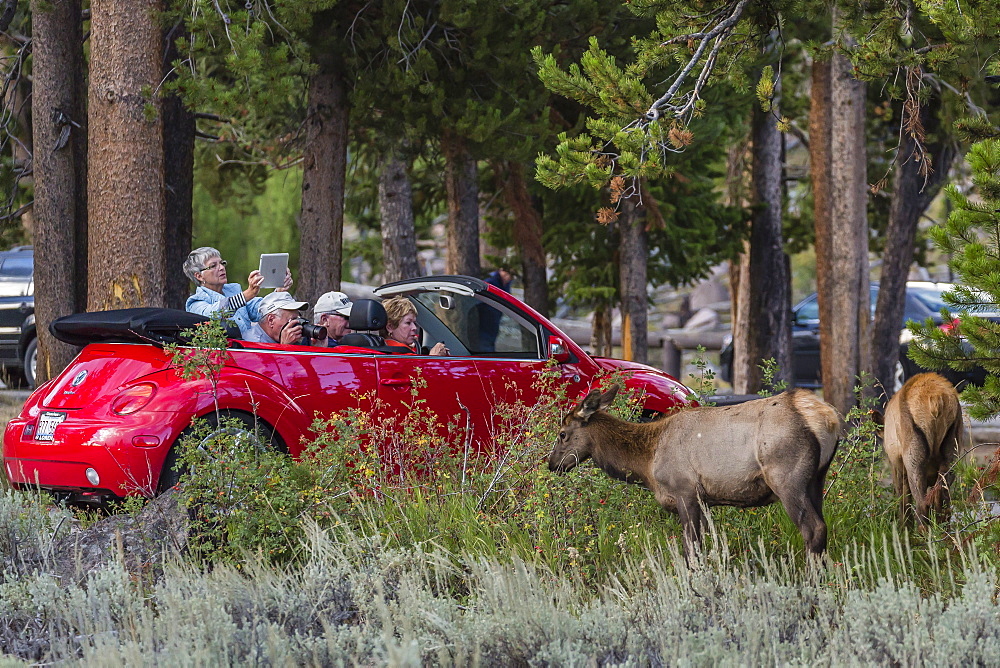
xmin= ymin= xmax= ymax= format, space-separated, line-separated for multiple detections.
xmin=183 ymin=246 xmax=293 ymax=337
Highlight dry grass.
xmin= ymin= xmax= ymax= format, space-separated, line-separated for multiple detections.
xmin=0 ymin=393 xmax=24 ymax=426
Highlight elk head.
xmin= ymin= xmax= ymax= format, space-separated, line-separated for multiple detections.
xmin=548 ymin=384 xmax=619 ymax=472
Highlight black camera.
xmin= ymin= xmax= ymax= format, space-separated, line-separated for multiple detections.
xmin=295 ymin=319 xmax=327 ymax=341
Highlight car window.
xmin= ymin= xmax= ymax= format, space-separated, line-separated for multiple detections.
xmin=796 ymin=286 xmax=878 ymax=323
xmin=795 ymin=295 xmax=819 ymax=322
xmin=412 ymin=292 xmax=542 ymax=357
xmin=0 ymin=256 xmax=33 ymax=277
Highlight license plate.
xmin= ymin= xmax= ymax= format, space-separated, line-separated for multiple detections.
xmin=36 ymin=412 xmax=67 ymax=441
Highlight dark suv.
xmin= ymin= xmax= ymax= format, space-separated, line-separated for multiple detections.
xmin=0 ymin=246 xmax=35 ymax=388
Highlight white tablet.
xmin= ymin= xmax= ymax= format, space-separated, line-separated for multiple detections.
xmin=259 ymin=253 xmax=289 ymax=289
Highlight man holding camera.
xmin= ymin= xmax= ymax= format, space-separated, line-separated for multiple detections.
xmin=244 ymin=291 xmax=310 ymax=345
xmin=312 ymin=291 xmax=354 ymax=346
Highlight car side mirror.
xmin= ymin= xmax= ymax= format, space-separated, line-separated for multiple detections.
xmin=548 ymin=335 xmax=570 ymax=363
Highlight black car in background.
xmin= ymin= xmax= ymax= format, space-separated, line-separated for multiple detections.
xmin=0 ymin=246 xmax=35 ymax=388
xmin=720 ymin=282 xmax=971 ymax=391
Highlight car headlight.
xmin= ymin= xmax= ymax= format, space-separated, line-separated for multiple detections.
xmin=110 ymin=383 xmax=158 ymax=416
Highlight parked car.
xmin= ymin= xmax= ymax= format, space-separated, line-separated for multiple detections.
xmin=0 ymin=246 xmax=35 ymax=388
xmin=719 ymin=282 xmax=979 ymax=390
xmin=3 ymin=275 xmax=694 ymax=503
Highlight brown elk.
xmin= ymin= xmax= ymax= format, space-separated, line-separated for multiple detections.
xmin=882 ymin=372 xmax=964 ymax=527
xmin=547 ymin=385 xmax=841 ymax=556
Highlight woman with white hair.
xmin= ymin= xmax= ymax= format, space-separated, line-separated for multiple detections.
xmin=184 ymin=246 xmax=292 ymax=337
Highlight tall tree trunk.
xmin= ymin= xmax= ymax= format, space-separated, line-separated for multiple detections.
xmin=379 ymin=145 xmax=419 ymax=283
xmin=442 ymin=129 xmax=480 ymax=277
xmin=744 ymin=94 xmax=791 ymax=392
xmin=723 ymin=136 xmax=754 ymax=392
xmin=810 ymin=54 xmax=835 ymax=399
xmin=31 ymin=0 xmax=88 ymax=383
xmin=619 ymin=196 xmax=648 ymax=364
xmin=496 ymin=160 xmax=548 ymax=315
xmin=824 ymin=40 xmax=870 ymax=416
xmin=162 ymin=19 xmax=194 ymax=310
xmin=590 ymin=304 xmax=613 ymax=357
xmin=298 ymin=59 xmax=347 ymax=300
xmin=730 ymin=240 xmax=752 ymax=391
xmin=88 ymin=0 xmax=166 ymax=310
xmin=872 ymin=97 xmax=956 ymax=401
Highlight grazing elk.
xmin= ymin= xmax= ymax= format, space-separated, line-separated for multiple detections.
xmin=547 ymin=385 xmax=841 ymax=556
xmin=882 ymin=372 xmax=964 ymax=527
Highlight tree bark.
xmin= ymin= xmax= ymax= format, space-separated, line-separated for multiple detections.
xmin=378 ymin=145 xmax=420 ymax=283
xmin=619 ymin=196 xmax=648 ymax=364
xmin=723 ymin=136 xmax=754 ymax=392
xmin=87 ymin=0 xmax=166 ymax=310
xmin=730 ymin=241 xmax=752 ymax=391
xmin=30 ymin=0 xmax=88 ymax=383
xmin=496 ymin=160 xmax=548 ymax=315
xmin=872 ymin=98 xmax=956 ymax=402
xmin=442 ymin=129 xmax=481 ymax=278
xmin=162 ymin=19 xmax=195 ymax=310
xmin=298 ymin=59 xmax=348 ymax=300
xmin=744 ymin=94 xmax=792 ymax=391
xmin=810 ymin=54 xmax=835 ymax=398
xmin=824 ymin=43 xmax=870 ymax=416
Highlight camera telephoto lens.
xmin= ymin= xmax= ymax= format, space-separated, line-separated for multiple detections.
xmin=299 ymin=321 xmax=327 ymax=340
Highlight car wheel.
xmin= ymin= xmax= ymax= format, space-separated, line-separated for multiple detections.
xmin=23 ymin=337 xmax=37 ymax=389
xmin=157 ymin=410 xmax=283 ymax=493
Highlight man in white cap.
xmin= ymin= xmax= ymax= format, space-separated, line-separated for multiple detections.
xmin=244 ymin=291 xmax=309 ymax=344
xmin=312 ymin=291 xmax=354 ymax=346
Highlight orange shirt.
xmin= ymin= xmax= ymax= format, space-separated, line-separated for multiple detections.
xmin=385 ymin=338 xmax=416 ymax=353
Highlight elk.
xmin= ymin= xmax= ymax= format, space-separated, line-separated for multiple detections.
xmin=547 ymin=385 xmax=841 ymax=556
xmin=882 ymin=372 xmax=964 ymax=527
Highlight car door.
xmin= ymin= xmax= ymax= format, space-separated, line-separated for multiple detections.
xmin=374 ymin=290 xmax=496 ymax=457
xmin=268 ymin=346 xmax=382 ymax=428
xmin=374 ymin=290 xmax=580 ymax=458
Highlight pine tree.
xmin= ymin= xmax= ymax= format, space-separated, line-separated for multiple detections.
xmin=908 ymin=138 xmax=1000 ymax=419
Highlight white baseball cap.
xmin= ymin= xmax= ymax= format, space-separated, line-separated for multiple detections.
xmin=258 ymin=291 xmax=309 ymax=317
xmin=313 ymin=291 xmax=353 ymax=317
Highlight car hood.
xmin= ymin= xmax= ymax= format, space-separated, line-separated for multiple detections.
xmin=594 ymin=357 xmax=665 ymax=374
xmin=592 ymin=357 xmax=694 ymax=410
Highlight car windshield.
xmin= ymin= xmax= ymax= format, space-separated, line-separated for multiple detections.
xmin=411 ymin=291 xmax=542 ymax=357
xmin=0 ymin=256 xmax=32 ymax=277
xmin=907 ymin=285 xmax=950 ymax=312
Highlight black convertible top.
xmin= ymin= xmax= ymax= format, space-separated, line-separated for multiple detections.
xmin=50 ymin=308 xmax=240 ymax=347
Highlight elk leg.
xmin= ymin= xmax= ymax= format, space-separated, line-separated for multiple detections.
xmin=675 ymin=496 xmax=705 ymax=560
xmin=905 ymin=450 xmax=931 ymax=528
xmin=776 ymin=488 xmax=827 ymax=554
xmin=889 ymin=457 xmax=911 ymax=525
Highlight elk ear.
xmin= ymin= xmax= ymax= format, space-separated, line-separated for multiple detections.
xmin=576 ymin=388 xmax=605 ymax=422
xmin=576 ymin=384 xmax=620 ymax=422
xmin=599 ymin=384 xmax=620 ymax=409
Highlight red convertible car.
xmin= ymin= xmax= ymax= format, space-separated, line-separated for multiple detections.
xmin=3 ymin=275 xmax=694 ymax=502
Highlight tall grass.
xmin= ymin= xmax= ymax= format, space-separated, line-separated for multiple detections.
xmin=1 ymin=371 xmax=999 ymax=663
xmin=1 ymin=502 xmax=998 ymax=665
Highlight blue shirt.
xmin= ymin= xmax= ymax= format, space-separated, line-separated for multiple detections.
xmin=243 ymin=321 xmax=278 ymax=344
xmin=185 ymin=283 xmax=263 ymax=338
